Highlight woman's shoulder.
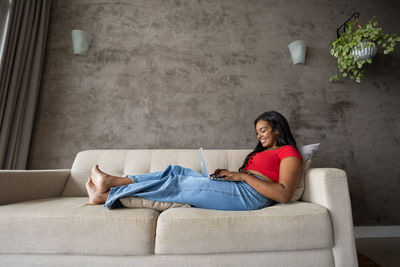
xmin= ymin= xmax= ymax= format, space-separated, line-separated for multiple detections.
xmin=277 ymin=145 xmax=303 ymax=160
xmin=279 ymin=145 xmax=297 ymax=151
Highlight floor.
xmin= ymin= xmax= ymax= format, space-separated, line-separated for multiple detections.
xmin=356 ymin=237 xmax=400 ymax=267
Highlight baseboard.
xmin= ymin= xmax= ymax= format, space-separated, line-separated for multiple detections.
xmin=354 ymin=226 xmax=400 ymax=238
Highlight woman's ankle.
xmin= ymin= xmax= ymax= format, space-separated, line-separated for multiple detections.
xmin=112 ymin=177 xmax=133 ymax=187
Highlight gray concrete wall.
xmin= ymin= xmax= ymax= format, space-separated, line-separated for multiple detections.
xmin=28 ymin=0 xmax=400 ymax=226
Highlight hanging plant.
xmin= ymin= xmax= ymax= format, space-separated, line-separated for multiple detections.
xmin=329 ymin=16 xmax=400 ymax=83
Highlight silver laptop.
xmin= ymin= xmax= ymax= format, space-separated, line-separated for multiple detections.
xmin=197 ymin=147 xmax=226 ymax=180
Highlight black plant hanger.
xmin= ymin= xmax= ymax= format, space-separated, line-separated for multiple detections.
xmin=336 ymin=12 xmax=360 ymax=38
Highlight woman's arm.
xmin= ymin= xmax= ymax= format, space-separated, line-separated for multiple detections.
xmin=246 ymin=157 xmax=302 ymax=203
xmin=219 ymin=157 xmax=302 ymax=203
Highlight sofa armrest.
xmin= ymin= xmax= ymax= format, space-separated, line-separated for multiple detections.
xmin=301 ymin=168 xmax=357 ymax=267
xmin=0 ymin=169 xmax=70 ymax=205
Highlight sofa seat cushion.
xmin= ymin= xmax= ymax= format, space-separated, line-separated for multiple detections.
xmin=0 ymin=197 xmax=159 ymax=256
xmin=155 ymin=201 xmax=333 ymax=254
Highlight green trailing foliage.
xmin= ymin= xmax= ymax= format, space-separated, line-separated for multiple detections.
xmin=330 ymin=16 xmax=400 ymax=83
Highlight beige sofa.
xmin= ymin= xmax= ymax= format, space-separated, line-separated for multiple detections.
xmin=0 ymin=149 xmax=358 ymax=267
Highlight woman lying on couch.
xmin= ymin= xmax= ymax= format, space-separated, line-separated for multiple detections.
xmin=86 ymin=111 xmax=303 ymax=211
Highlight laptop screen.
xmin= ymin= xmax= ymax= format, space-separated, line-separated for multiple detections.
xmin=197 ymin=147 xmax=210 ymax=178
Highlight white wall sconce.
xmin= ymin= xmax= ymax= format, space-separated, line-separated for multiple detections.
xmin=288 ymin=40 xmax=307 ymax=64
xmin=71 ymin=29 xmax=92 ymax=56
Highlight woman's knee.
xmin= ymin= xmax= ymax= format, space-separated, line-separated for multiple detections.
xmin=168 ymin=165 xmax=195 ymax=176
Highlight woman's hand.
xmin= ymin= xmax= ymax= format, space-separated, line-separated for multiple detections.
xmin=212 ymin=169 xmax=227 ymax=175
xmin=218 ymin=170 xmax=245 ymax=181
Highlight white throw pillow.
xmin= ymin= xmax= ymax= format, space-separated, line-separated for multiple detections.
xmin=290 ymin=143 xmax=320 ymax=202
xmin=298 ymin=143 xmax=320 ymax=167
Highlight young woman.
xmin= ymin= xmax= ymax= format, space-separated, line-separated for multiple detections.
xmin=86 ymin=111 xmax=303 ymax=211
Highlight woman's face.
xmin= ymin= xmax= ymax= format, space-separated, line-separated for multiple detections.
xmin=255 ymin=120 xmax=279 ymax=148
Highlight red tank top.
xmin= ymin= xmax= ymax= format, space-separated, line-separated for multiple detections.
xmin=243 ymin=145 xmax=303 ymax=183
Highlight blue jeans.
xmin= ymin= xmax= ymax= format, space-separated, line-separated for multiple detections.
xmin=104 ymin=165 xmax=275 ymax=211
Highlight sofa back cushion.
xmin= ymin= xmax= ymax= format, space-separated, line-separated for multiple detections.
xmin=62 ymin=149 xmax=250 ymax=197
xmin=61 ymin=149 xmax=308 ymax=202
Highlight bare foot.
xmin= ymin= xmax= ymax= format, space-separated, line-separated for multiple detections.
xmin=86 ymin=177 xmax=109 ymax=205
xmin=91 ymin=164 xmax=112 ymax=193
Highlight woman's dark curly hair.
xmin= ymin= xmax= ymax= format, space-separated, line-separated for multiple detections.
xmin=239 ymin=111 xmax=297 ymax=172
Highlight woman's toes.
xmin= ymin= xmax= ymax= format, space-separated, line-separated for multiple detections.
xmin=86 ymin=178 xmax=100 ymax=205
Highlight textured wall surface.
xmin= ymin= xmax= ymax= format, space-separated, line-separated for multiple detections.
xmin=28 ymin=0 xmax=400 ymax=225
